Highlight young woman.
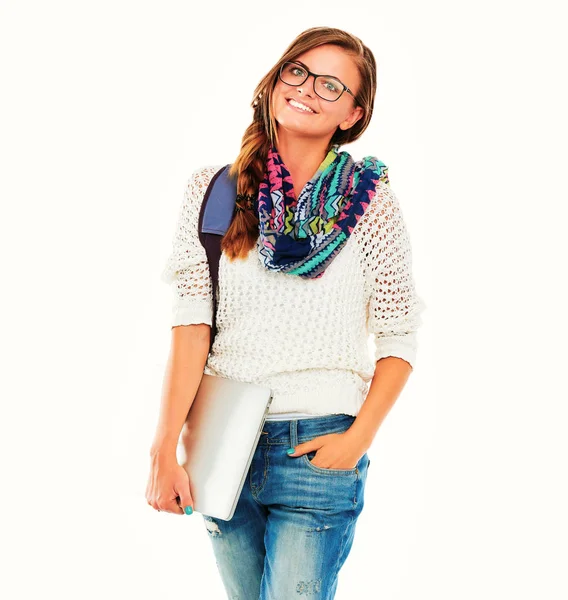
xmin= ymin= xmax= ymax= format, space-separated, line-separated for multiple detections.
xmin=147 ymin=26 xmax=425 ymax=599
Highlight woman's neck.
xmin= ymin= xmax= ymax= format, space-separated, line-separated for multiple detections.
xmin=275 ymin=136 xmax=331 ymax=198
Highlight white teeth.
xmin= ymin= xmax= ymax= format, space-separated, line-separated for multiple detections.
xmin=288 ymin=99 xmax=314 ymax=113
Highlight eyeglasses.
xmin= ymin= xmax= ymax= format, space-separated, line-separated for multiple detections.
xmin=278 ymin=61 xmax=357 ymax=103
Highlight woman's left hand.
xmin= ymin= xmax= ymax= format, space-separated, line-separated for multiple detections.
xmin=287 ymin=431 xmax=368 ymax=470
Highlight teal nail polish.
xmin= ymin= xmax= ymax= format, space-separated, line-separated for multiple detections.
xmin=184 ymin=506 xmax=193 ymax=515
xmin=286 ymin=448 xmax=295 ymax=455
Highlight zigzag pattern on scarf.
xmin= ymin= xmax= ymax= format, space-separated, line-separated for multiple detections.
xmin=256 ymin=144 xmax=389 ymax=279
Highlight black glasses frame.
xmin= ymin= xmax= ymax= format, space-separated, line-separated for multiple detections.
xmin=278 ymin=61 xmax=357 ymax=103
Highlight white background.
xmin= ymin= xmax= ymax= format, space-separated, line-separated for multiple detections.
xmin=1 ymin=0 xmax=567 ymax=598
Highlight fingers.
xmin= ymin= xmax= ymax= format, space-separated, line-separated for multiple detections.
xmin=146 ymin=495 xmax=184 ymax=514
xmin=149 ymin=496 xmax=179 ymax=514
xmin=174 ymin=494 xmax=194 ymax=516
xmin=173 ymin=468 xmax=194 ymax=515
xmin=146 ymin=484 xmax=185 ymax=514
xmin=162 ymin=496 xmax=185 ymax=514
xmin=145 ymin=463 xmax=194 ymax=515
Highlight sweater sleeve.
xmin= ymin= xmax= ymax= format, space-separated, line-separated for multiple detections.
xmin=160 ymin=166 xmax=220 ymax=328
xmin=359 ymin=181 xmax=426 ymax=369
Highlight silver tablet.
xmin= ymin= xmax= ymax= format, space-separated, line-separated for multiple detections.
xmin=176 ymin=373 xmax=273 ymax=521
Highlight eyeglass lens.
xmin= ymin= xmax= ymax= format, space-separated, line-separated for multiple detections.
xmin=280 ymin=62 xmax=344 ymax=101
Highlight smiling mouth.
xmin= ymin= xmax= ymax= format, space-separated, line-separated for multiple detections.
xmin=286 ymin=98 xmax=317 ymax=114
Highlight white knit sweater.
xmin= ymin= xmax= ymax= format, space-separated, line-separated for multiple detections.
xmin=161 ymin=165 xmax=426 ymax=418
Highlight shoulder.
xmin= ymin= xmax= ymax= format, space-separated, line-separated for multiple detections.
xmin=179 ymin=164 xmax=227 ymax=216
xmin=187 ymin=164 xmax=227 ymax=195
xmin=353 ymin=180 xmax=405 ymax=236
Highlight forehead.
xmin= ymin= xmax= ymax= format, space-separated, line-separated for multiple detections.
xmin=292 ymin=45 xmax=357 ymax=82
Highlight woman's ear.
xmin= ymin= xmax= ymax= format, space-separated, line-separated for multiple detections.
xmin=339 ymin=105 xmax=364 ymax=131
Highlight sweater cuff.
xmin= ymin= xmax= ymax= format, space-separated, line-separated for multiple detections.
xmin=171 ymin=300 xmax=213 ymax=328
xmin=374 ymin=331 xmax=418 ymax=369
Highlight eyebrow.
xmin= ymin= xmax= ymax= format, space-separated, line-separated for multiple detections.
xmin=293 ymin=60 xmax=342 ymax=82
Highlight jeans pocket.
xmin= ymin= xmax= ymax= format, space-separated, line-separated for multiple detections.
xmin=302 ymin=449 xmax=362 ymax=476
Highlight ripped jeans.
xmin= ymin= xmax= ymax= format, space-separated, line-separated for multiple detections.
xmin=201 ymin=413 xmax=370 ymax=599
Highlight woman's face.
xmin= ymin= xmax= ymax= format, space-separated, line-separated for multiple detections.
xmin=271 ymin=44 xmax=364 ymax=142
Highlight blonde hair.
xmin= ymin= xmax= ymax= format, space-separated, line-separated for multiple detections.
xmin=221 ymin=26 xmax=377 ymax=260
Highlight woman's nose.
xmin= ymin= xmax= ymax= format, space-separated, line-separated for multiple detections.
xmin=297 ymin=84 xmax=314 ymax=97
xmin=297 ymin=75 xmax=316 ymax=96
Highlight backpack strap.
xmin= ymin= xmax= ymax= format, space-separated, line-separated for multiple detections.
xmin=197 ymin=164 xmax=237 ymax=355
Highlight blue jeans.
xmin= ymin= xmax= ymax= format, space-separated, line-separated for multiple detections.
xmin=201 ymin=413 xmax=370 ymax=599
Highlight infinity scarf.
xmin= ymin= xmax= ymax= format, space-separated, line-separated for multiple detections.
xmin=256 ymin=144 xmax=389 ymax=279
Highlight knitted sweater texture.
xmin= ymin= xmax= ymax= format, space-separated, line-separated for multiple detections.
xmin=161 ymin=165 xmax=426 ymax=417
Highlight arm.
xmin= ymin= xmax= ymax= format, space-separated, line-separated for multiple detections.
xmin=346 ymin=357 xmax=412 ymax=450
xmin=151 ymin=167 xmax=219 ymax=457
xmin=348 ymin=181 xmax=426 ymax=448
xmin=150 ymin=324 xmax=210 ymax=457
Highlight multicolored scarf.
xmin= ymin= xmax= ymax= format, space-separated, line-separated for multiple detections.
xmin=255 ymin=144 xmax=389 ymax=279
